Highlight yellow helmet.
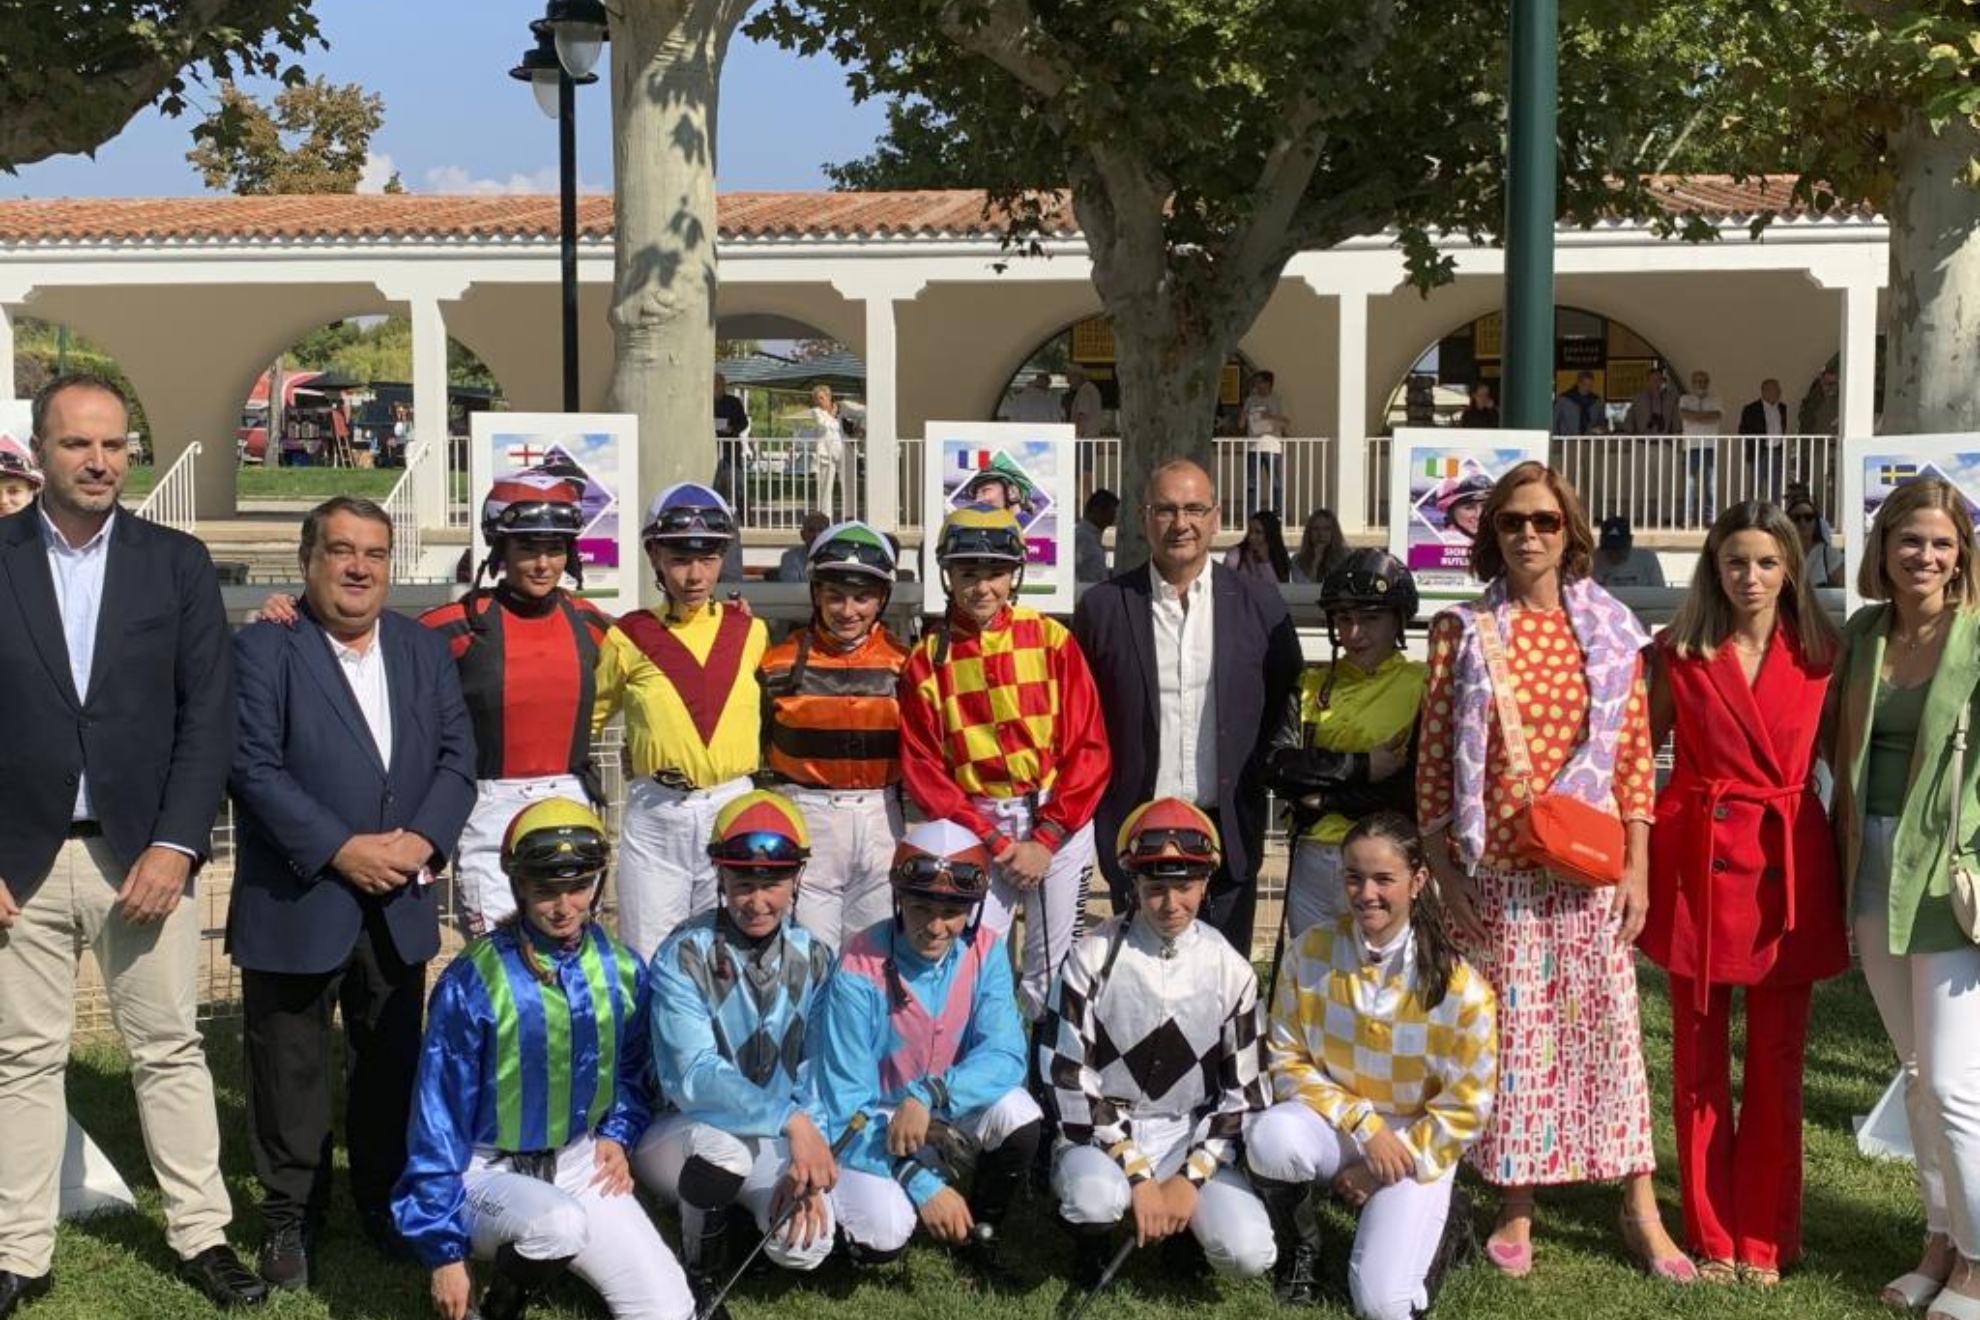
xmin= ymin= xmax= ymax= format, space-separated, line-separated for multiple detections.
xmin=707 ymin=790 xmax=811 ymax=874
xmin=935 ymin=502 xmax=1026 ymax=565
xmin=501 ymin=798 xmax=609 ymax=884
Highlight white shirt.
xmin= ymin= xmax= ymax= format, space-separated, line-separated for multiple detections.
xmin=1678 ymin=392 xmax=1723 ymax=448
xmin=1006 ymin=387 xmax=1063 ymax=425
xmin=1069 ymin=381 xmax=1104 ymax=437
xmin=1149 ymin=564 xmax=1219 ymax=807
xmin=1246 ymin=390 xmax=1286 ymax=455
xmin=1763 ymin=401 xmax=1785 ymax=439
xmin=41 ymin=507 xmax=113 ymax=819
xmin=326 ymin=626 xmax=393 ymax=767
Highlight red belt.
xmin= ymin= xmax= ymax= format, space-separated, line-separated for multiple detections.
xmin=1675 ymin=777 xmax=1805 ymax=1011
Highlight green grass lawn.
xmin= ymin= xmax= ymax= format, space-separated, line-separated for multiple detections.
xmin=50 ymin=965 xmax=1920 ymax=1320
xmin=119 ymin=466 xmax=405 ymax=503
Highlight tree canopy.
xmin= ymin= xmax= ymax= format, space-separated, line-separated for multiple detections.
xmin=0 ymin=0 xmax=323 ymax=172
xmin=187 ymin=77 xmax=388 ymax=194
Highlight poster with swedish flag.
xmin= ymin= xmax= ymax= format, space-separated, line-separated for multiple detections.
xmin=1844 ymin=437 xmax=1980 ymax=611
xmin=1387 ymin=427 xmax=1552 ymax=600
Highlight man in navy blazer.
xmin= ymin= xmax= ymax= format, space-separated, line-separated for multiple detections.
xmin=1072 ymin=459 xmax=1304 ymax=954
xmin=0 ymin=374 xmax=266 ymax=1313
xmin=228 ymin=496 xmax=474 ymax=1290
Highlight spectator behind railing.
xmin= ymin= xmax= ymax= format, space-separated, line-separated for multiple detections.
xmin=1552 ymin=370 xmax=1604 ymax=437
xmin=1785 ymin=486 xmax=1846 ymax=588
xmin=1226 ymin=509 xmax=1292 ymax=584
xmin=1592 ymin=515 xmax=1667 ymax=589
xmin=1290 ymin=507 xmax=1348 ymax=585
xmin=1458 ymin=381 xmax=1500 ymax=429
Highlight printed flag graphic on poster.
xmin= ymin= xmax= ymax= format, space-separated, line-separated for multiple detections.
xmin=471 ymin=413 xmax=641 ymax=613
xmin=1388 ymin=428 xmax=1551 ymax=601
xmin=922 ymin=421 xmax=1075 ymax=616
xmin=1844 ymin=435 xmax=1980 ymax=612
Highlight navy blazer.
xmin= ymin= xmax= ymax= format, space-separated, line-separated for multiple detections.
xmin=226 ymin=605 xmax=476 ymax=975
xmin=1072 ymin=559 xmax=1304 ymax=902
xmin=0 ymin=505 xmax=235 ymax=896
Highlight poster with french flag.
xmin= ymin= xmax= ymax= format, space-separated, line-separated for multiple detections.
xmin=922 ymin=420 xmax=1075 ymax=616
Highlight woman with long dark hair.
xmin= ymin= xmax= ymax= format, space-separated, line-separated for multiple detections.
xmin=1226 ymin=510 xmax=1292 ymax=584
xmin=1248 ymin=811 xmax=1497 ymax=1316
xmin=1644 ymin=501 xmax=1846 ymax=1285
xmin=1416 ymin=461 xmax=1689 ymax=1279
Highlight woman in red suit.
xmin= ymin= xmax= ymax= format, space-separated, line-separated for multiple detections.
xmin=1645 ymin=500 xmax=1848 ymax=1285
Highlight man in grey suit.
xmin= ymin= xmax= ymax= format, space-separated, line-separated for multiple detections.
xmin=1072 ymin=459 xmax=1304 ymax=954
xmin=228 ymin=497 xmax=475 ymax=1290
xmin=0 ymin=374 xmax=266 ymax=1312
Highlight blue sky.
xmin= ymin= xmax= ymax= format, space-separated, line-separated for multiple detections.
xmin=7 ymin=0 xmax=887 ymax=198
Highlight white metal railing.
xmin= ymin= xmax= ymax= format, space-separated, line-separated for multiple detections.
xmin=383 ymin=438 xmax=437 ymax=580
xmin=446 ymin=433 xmax=471 ymax=530
xmin=715 ymin=437 xmax=867 ymax=531
xmin=1552 ymin=433 xmax=1836 ymax=532
xmin=134 ymin=441 xmax=203 ymax=531
xmin=889 ymin=436 xmax=1335 ymax=530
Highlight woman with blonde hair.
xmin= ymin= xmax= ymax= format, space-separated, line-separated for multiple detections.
xmin=1291 ymin=507 xmax=1348 ymax=584
xmin=1644 ymin=501 xmax=1847 ymax=1285
xmin=1416 ymin=460 xmax=1689 ymax=1279
xmin=1830 ymin=477 xmax=1980 ymax=1319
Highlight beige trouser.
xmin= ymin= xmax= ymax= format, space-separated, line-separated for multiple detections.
xmin=0 ymin=836 xmax=231 ymax=1273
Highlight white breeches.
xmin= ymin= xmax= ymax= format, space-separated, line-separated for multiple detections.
xmin=460 ymin=1133 xmax=693 ymax=1320
xmin=973 ymin=794 xmax=1095 ymax=1021
xmin=615 ymin=777 xmax=753 ymax=963
xmin=454 ymin=775 xmax=589 ymax=938
xmin=783 ymin=787 xmax=903 ymax=953
xmin=1248 ymin=1100 xmax=1455 ymax=1320
xmin=1053 ymin=1112 xmax=1275 ymax=1279
xmin=631 ymin=1115 xmax=834 ymax=1271
xmin=830 ymin=1087 xmax=1041 ymax=1253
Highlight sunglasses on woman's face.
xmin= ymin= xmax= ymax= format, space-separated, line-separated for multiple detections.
xmin=1494 ymin=510 xmax=1566 ymax=536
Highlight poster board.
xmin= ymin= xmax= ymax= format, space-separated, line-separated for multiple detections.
xmin=469 ymin=413 xmax=641 ymax=614
xmin=920 ymin=421 xmax=1076 ymax=616
xmin=0 ymin=400 xmax=28 ymax=451
xmin=1841 ymin=434 xmax=1980 ymax=615
xmin=1387 ymin=428 xmax=1552 ymax=600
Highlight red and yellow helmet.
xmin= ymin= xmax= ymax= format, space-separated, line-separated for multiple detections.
xmin=1116 ymin=798 xmax=1221 ymax=880
xmin=707 ymin=790 xmax=811 ymax=876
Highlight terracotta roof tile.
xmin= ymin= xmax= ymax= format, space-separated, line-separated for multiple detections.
xmin=0 ymin=178 xmax=1866 ymax=247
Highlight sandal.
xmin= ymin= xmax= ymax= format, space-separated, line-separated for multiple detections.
xmin=1618 ymin=1210 xmax=1699 ymax=1283
xmin=1890 ymin=1274 xmax=1948 ymax=1309
xmin=1696 ymin=1259 xmax=1739 ymax=1284
xmin=1485 ymin=1193 xmax=1535 ymax=1279
xmin=1743 ymin=1264 xmax=1782 ymax=1288
xmin=1930 ymin=1291 xmax=1980 ymax=1320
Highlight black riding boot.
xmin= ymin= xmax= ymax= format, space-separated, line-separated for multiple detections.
xmin=960 ymin=1119 xmax=1039 ymax=1291
xmin=479 ymin=1243 xmax=574 ymax=1320
xmin=1257 ymin=1176 xmax=1322 ymax=1307
xmin=680 ymin=1208 xmax=735 ymax=1320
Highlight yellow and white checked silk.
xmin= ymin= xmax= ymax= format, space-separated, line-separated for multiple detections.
xmin=1265 ymin=917 xmax=1497 ymax=1181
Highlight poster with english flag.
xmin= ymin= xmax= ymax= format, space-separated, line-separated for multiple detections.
xmin=470 ymin=413 xmax=639 ymax=612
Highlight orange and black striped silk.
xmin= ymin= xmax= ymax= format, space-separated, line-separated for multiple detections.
xmin=759 ymin=625 xmax=911 ymax=790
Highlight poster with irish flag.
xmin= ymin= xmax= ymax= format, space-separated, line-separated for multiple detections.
xmin=1387 ymin=428 xmax=1550 ymax=599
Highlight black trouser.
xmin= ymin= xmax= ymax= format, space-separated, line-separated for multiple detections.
xmin=241 ymin=906 xmax=427 ymax=1232
xmin=1108 ymin=806 xmax=1258 ymax=956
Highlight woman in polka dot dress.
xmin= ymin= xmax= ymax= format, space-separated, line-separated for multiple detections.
xmin=1416 ymin=462 xmax=1692 ymax=1281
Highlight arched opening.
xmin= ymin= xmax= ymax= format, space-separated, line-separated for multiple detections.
xmin=713 ymin=314 xmax=865 ymax=533
xmin=10 ymin=315 xmax=156 ymax=478
xmin=1379 ymin=305 xmax=1681 ymax=431
xmin=236 ymin=317 xmax=502 ymax=482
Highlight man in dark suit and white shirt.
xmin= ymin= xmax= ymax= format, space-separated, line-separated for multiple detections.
xmin=0 ymin=374 xmax=266 ymax=1314
xmin=1739 ymin=377 xmax=1791 ymax=502
xmin=228 ymin=497 xmax=475 ymax=1290
xmin=1071 ymin=459 xmax=1304 ymax=953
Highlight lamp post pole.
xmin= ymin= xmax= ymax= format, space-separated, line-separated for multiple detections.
xmin=1503 ymin=0 xmax=1558 ymax=430
xmin=513 ymin=1 xmax=607 ymax=415
xmin=558 ymin=65 xmax=579 ymax=412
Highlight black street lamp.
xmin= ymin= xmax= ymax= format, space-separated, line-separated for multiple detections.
xmin=511 ymin=0 xmax=608 ymax=413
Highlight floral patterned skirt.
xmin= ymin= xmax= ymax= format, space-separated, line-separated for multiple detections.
xmin=1463 ymin=865 xmax=1657 ymax=1186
